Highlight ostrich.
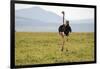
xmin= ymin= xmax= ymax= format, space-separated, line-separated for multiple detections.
xmin=58 ymin=11 xmax=72 ymax=51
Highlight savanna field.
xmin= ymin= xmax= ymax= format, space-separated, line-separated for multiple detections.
xmin=15 ymin=32 xmax=94 ymax=65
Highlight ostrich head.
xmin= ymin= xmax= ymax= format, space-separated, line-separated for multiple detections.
xmin=62 ymin=11 xmax=65 ymax=15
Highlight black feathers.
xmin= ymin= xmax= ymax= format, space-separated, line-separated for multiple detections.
xmin=58 ymin=24 xmax=72 ymax=36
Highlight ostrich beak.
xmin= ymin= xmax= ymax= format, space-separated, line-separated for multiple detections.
xmin=62 ymin=11 xmax=65 ymax=14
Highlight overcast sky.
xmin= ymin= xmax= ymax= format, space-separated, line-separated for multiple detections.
xmin=15 ymin=4 xmax=94 ymax=20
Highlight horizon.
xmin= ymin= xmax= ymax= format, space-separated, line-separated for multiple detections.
xmin=15 ymin=23 xmax=94 ymax=32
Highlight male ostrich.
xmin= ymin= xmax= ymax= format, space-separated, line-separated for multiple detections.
xmin=58 ymin=11 xmax=72 ymax=51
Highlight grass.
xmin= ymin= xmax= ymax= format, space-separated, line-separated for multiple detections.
xmin=15 ymin=32 xmax=94 ymax=65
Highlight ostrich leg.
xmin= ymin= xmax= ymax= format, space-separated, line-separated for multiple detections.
xmin=61 ymin=33 xmax=65 ymax=51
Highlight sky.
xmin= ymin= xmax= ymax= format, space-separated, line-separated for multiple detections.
xmin=15 ymin=3 xmax=94 ymax=32
xmin=15 ymin=4 xmax=94 ymax=20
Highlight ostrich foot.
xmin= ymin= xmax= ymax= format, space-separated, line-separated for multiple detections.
xmin=66 ymin=48 xmax=68 ymax=52
xmin=61 ymin=48 xmax=64 ymax=51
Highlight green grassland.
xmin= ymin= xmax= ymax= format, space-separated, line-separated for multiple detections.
xmin=15 ymin=32 xmax=94 ymax=65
